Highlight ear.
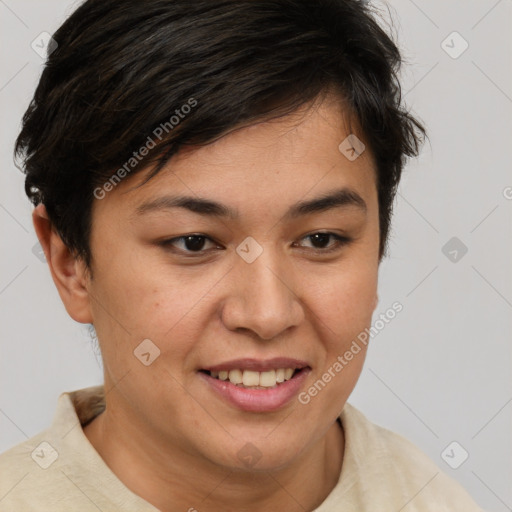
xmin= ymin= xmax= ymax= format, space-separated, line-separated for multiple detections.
xmin=32 ymin=203 xmax=93 ymax=324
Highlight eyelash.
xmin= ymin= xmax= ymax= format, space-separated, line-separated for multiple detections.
xmin=159 ymin=232 xmax=352 ymax=257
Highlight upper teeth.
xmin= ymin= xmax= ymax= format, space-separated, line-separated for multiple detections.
xmin=210 ymin=368 xmax=296 ymax=388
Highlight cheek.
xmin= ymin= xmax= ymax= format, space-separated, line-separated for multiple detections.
xmin=297 ymin=267 xmax=375 ymax=417
xmin=307 ymin=262 xmax=378 ymax=336
xmin=88 ymin=251 xmax=228 ymax=365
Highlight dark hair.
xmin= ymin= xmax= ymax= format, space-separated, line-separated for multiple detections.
xmin=15 ymin=0 xmax=424 ymax=269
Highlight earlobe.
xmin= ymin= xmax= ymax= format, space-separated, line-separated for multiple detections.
xmin=32 ymin=204 xmax=93 ymax=324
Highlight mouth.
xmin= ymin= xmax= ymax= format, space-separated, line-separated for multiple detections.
xmin=199 ymin=367 xmax=305 ymax=389
xmin=198 ymin=359 xmax=311 ymax=412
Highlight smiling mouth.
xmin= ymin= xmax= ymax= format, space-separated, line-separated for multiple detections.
xmin=199 ymin=368 xmax=307 ymax=389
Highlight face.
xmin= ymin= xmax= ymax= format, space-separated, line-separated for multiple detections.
xmin=80 ymin=94 xmax=380 ymax=470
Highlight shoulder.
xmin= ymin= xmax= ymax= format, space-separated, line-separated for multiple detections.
xmin=0 ymin=386 xmax=132 ymax=512
xmin=0 ymin=426 xmax=74 ymax=511
xmin=335 ymin=403 xmax=486 ymax=511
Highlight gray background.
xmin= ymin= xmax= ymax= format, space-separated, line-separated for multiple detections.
xmin=1 ymin=1 xmax=511 ymax=510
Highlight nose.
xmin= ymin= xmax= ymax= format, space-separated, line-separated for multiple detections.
xmin=220 ymin=250 xmax=305 ymax=341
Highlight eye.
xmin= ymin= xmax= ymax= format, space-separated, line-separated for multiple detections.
xmin=159 ymin=234 xmax=221 ymax=255
xmin=295 ymin=232 xmax=351 ymax=253
xmin=159 ymin=231 xmax=352 ymax=257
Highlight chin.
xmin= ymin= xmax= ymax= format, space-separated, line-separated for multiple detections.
xmin=206 ymin=433 xmax=310 ymax=473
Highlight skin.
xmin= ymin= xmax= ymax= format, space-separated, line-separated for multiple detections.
xmin=33 ymin=93 xmax=380 ymax=512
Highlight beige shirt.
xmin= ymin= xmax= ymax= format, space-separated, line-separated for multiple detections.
xmin=0 ymin=386 xmax=484 ymax=511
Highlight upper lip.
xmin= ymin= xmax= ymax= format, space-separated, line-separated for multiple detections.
xmin=202 ymin=358 xmax=310 ymax=373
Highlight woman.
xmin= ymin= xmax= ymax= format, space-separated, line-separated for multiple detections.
xmin=0 ymin=0 xmax=484 ymax=510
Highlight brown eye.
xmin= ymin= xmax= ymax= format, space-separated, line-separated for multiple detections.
xmin=181 ymin=235 xmax=207 ymax=251
xmin=308 ymin=233 xmax=332 ymax=249
xmin=160 ymin=234 xmax=220 ymax=255
xmin=296 ymin=232 xmax=351 ymax=253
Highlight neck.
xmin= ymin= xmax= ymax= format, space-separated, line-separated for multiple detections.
xmin=84 ymin=400 xmax=344 ymax=512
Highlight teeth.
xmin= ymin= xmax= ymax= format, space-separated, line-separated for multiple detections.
xmin=242 ymin=370 xmax=260 ymax=387
xmin=209 ymin=368 xmax=298 ymax=387
xmin=259 ymin=370 xmax=276 ymax=387
xmin=228 ymin=369 xmax=243 ymax=384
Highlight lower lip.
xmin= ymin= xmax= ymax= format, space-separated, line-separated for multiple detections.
xmin=199 ymin=369 xmax=311 ymax=413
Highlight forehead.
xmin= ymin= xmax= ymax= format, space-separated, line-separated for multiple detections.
xmin=94 ymin=94 xmax=377 ymax=221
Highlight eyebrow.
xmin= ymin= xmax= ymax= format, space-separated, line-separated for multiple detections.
xmin=134 ymin=187 xmax=367 ymax=220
